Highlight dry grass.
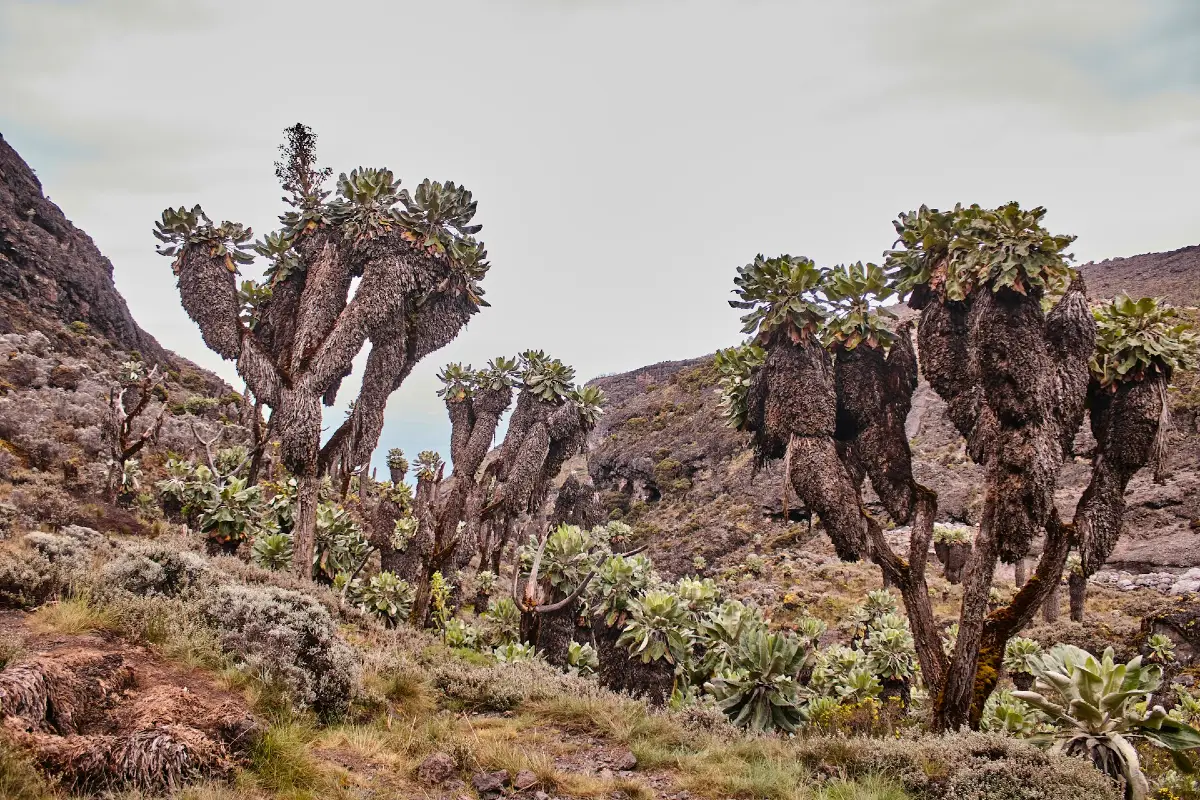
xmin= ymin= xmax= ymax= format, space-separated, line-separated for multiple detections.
xmin=28 ymin=595 xmax=114 ymax=634
xmin=0 ymin=632 xmax=23 ymax=669
xmin=0 ymin=739 xmax=60 ymax=800
xmin=521 ymin=693 xmax=916 ymax=800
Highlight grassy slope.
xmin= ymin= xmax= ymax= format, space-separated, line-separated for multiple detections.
xmin=0 ymin=531 xmax=1122 ymax=800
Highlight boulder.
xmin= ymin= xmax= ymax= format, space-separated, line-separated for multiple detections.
xmin=417 ymin=752 xmax=457 ymax=785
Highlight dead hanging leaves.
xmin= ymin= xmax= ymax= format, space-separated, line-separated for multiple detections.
xmin=0 ymin=644 xmax=260 ymax=795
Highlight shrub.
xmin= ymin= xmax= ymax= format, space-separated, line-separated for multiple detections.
xmin=9 ymin=480 xmax=78 ymax=529
xmin=22 ymin=530 xmax=97 ymax=572
xmin=198 ymin=476 xmax=262 ymax=549
xmin=203 ymin=583 xmax=360 ymax=720
xmin=932 ymin=524 xmax=972 ymax=545
xmin=480 ymin=597 xmax=521 ymax=646
xmin=1090 ymin=294 xmax=1198 ymax=388
xmin=493 ymin=642 xmax=537 ymax=663
xmin=1146 ymin=633 xmax=1176 ymax=666
xmin=429 ymin=654 xmax=597 ymax=713
xmin=788 ymin=731 xmax=1121 ymax=800
xmin=313 ymin=502 xmax=369 ymax=582
xmin=618 ymin=589 xmax=693 ymax=665
xmin=171 ymin=395 xmax=221 ymax=416
xmin=567 ymin=641 xmax=599 ymax=677
xmin=1002 ymin=636 xmax=1044 ymax=680
xmin=445 ymin=618 xmax=480 ymax=649
xmin=0 ymin=543 xmax=63 ymax=609
xmin=864 ymin=624 xmax=917 ymax=683
xmin=705 ymin=627 xmax=810 ymax=732
xmin=97 ymin=541 xmax=210 ymax=598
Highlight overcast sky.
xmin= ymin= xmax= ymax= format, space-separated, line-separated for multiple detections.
xmin=2 ymin=0 xmax=1198 ymax=472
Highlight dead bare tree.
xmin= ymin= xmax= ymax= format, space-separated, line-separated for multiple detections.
xmin=104 ymin=360 xmax=167 ymax=501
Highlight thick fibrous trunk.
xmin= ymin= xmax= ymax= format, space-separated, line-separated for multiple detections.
xmin=550 ymin=475 xmax=603 ymax=530
xmin=454 ymin=481 xmax=490 ymax=574
xmin=971 ymin=289 xmax=1057 ymax=563
xmin=522 ymin=598 xmax=580 ymax=667
xmin=759 ymin=326 xmax=948 ymax=693
xmin=834 ymin=330 xmax=920 ymax=524
xmin=755 ymin=339 xmax=867 ymax=561
xmin=291 ymin=471 xmax=320 ymax=579
xmin=1069 ymin=572 xmax=1087 ymax=623
xmin=289 ymin=233 xmax=353 ymax=376
xmin=593 ymin=618 xmax=674 ymax=704
xmin=933 ymin=282 xmax=1094 ymax=731
xmin=173 ymin=227 xmax=481 ymax=581
xmin=1078 ymin=374 xmax=1165 ymax=576
xmin=505 ymin=423 xmax=552 ymax=514
xmin=916 ymin=299 xmax=979 ymax=446
xmin=434 ymin=386 xmax=511 ymax=563
xmin=176 ymin=249 xmax=243 ymax=361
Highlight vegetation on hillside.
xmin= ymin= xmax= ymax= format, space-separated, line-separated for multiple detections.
xmin=720 ymin=200 xmax=1197 ymax=741
xmin=3 ymin=126 xmax=1200 ymax=800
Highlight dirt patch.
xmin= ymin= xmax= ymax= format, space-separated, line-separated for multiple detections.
xmin=0 ymin=609 xmax=260 ymax=795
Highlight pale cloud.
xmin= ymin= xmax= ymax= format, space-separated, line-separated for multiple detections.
xmin=2 ymin=0 xmax=1197 ymax=471
xmin=873 ymin=0 xmax=1200 ymax=126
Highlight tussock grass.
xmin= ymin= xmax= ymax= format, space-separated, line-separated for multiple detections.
xmin=814 ymin=776 xmax=909 ymax=800
xmin=677 ymin=738 xmax=813 ymax=800
xmin=365 ymin=663 xmax=437 ymax=719
xmin=314 ymin=723 xmax=409 ymax=771
xmin=523 ymin=693 xmax=697 ymax=767
xmin=29 ymin=595 xmax=114 ymax=634
xmin=248 ymin=721 xmax=323 ymax=795
xmin=522 ymin=694 xmax=918 ymax=800
xmin=0 ymin=632 xmax=23 ymax=669
xmin=0 ymin=739 xmax=60 ymax=800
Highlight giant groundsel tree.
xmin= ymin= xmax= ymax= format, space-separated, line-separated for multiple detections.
xmin=722 ymin=202 xmax=1197 ymax=730
xmin=154 ymin=124 xmax=491 ymax=578
xmin=471 ymin=351 xmax=606 ymax=574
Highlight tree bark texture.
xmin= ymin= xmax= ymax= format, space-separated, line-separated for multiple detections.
xmin=291 ymin=471 xmax=320 ymax=580
xmin=1068 ymin=572 xmax=1087 ymax=623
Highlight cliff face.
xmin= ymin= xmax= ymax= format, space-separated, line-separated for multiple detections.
xmin=587 ymin=254 xmax=1200 ymax=576
xmin=0 ymin=133 xmax=168 ymax=362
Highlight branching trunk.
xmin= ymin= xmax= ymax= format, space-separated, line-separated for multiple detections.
xmin=169 ymin=206 xmax=484 ymax=581
xmin=930 ymin=282 xmax=1093 ymax=730
xmin=965 ymin=512 xmax=1072 ymax=728
xmin=104 ymin=367 xmax=168 ymax=501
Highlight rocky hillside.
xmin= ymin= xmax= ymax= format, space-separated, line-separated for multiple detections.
xmin=587 ymin=255 xmax=1200 ymax=578
xmin=0 ymin=134 xmax=167 ymax=360
xmin=1081 ymin=244 xmax=1200 ymax=307
xmin=0 ymin=136 xmax=243 ymax=533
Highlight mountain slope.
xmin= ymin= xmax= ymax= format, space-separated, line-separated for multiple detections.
xmin=0 ymin=133 xmax=168 ymax=362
